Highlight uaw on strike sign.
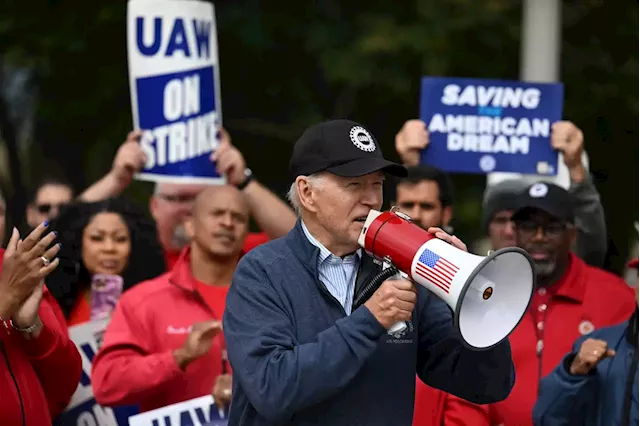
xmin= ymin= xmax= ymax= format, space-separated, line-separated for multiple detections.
xmin=127 ymin=0 xmax=224 ymax=184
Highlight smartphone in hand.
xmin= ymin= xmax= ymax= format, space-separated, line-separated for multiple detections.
xmin=91 ymin=274 xmax=124 ymax=321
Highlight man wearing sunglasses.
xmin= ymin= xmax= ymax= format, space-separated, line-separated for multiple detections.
xmin=440 ymin=181 xmax=636 ymax=426
xmin=25 ymin=177 xmax=74 ymax=229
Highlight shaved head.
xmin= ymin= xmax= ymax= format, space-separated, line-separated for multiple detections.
xmin=185 ymin=185 xmax=250 ymax=259
xmin=193 ymin=185 xmax=249 ymax=216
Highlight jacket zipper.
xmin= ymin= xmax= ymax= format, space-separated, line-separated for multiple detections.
xmin=317 ymin=279 xmax=348 ymax=316
xmin=1 ymin=340 xmax=26 ymax=426
xmin=192 ymin=288 xmax=229 ymax=374
xmin=316 ymin=258 xmax=380 ymax=316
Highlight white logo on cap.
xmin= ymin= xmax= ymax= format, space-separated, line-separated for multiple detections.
xmin=529 ymin=183 xmax=548 ymax=198
xmin=349 ymin=126 xmax=376 ymax=152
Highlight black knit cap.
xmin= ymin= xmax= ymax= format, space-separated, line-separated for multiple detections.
xmin=481 ymin=179 xmax=530 ymax=231
xmin=289 ymin=119 xmax=407 ymax=179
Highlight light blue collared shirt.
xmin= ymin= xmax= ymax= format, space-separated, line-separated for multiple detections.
xmin=301 ymin=221 xmax=361 ymax=314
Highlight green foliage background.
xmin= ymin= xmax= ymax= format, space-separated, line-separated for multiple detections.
xmin=0 ymin=0 xmax=637 ymax=272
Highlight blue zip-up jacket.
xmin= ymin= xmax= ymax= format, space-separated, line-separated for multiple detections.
xmin=223 ymin=220 xmax=515 ymax=425
xmin=533 ymin=309 xmax=639 ymax=426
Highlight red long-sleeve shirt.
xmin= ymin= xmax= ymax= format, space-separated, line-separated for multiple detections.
xmin=0 ymin=247 xmax=82 ymax=425
xmin=91 ymin=246 xmax=231 ymax=412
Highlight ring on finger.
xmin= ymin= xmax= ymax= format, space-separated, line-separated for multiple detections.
xmin=41 ymin=256 xmax=50 ymax=267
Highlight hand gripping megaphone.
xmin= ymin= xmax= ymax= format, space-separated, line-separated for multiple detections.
xmin=357 ymin=207 xmax=535 ymax=350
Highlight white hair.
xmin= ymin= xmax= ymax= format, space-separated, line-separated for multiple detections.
xmin=287 ymin=173 xmax=326 ymax=216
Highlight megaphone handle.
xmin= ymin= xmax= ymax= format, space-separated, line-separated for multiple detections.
xmin=382 ymin=262 xmax=409 ymax=334
xmin=388 ymin=320 xmax=407 ymax=334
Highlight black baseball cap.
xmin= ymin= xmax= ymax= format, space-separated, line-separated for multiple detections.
xmin=289 ymin=120 xmax=407 ymax=179
xmin=511 ymin=182 xmax=574 ymax=223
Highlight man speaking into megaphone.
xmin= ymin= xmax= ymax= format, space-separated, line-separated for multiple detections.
xmin=223 ymin=120 xmax=516 ymax=426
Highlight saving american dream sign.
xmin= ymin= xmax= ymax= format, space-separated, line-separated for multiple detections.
xmin=419 ymin=77 xmax=564 ymax=175
xmin=127 ymin=0 xmax=224 ymax=184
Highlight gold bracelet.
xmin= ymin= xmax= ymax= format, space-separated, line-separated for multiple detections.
xmin=10 ymin=317 xmax=41 ymax=334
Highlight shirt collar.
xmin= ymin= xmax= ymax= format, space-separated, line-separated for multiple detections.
xmin=301 ymin=220 xmax=361 ymax=263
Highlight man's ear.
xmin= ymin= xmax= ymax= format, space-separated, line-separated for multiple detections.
xmin=184 ymin=215 xmax=195 ymax=239
xmin=442 ymin=206 xmax=454 ymax=228
xmin=297 ymin=177 xmax=319 ymax=214
xmin=149 ymin=197 xmax=160 ymax=222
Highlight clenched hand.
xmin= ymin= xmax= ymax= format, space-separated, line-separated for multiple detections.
xmin=569 ymin=338 xmax=616 ymax=375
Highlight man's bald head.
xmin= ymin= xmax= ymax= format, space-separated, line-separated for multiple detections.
xmin=185 ymin=184 xmax=250 ymax=260
xmin=193 ymin=185 xmax=249 ymax=216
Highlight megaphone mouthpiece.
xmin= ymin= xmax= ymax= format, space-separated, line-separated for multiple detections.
xmin=357 ymin=210 xmax=382 ymax=249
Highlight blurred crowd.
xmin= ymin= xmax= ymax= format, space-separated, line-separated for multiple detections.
xmin=0 ymin=117 xmax=637 ymax=425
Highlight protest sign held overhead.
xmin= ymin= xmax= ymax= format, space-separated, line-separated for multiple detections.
xmin=128 ymin=395 xmax=228 ymax=426
xmin=57 ymin=319 xmax=138 ymax=426
xmin=420 ymin=77 xmax=564 ymax=175
xmin=127 ymin=0 xmax=224 ymax=184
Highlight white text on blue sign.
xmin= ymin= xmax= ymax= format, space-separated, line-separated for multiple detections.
xmin=429 ymin=84 xmax=550 ymax=155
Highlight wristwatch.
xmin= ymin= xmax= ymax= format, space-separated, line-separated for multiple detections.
xmin=237 ymin=168 xmax=254 ymax=190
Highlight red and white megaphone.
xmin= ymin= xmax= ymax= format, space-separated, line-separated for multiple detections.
xmin=358 ymin=207 xmax=535 ymax=350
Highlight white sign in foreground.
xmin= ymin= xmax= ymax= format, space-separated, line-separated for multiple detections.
xmin=128 ymin=395 xmax=228 ymax=426
xmin=58 ymin=318 xmax=138 ymax=425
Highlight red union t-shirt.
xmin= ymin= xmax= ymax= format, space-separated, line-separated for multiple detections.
xmin=193 ymin=280 xmax=229 ymax=323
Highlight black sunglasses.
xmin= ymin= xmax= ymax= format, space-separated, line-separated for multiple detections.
xmin=514 ymin=219 xmax=569 ymax=238
xmin=36 ymin=203 xmax=69 ymax=214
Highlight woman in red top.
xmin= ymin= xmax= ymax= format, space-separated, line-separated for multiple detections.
xmin=0 ymin=223 xmax=82 ymax=426
xmin=45 ymin=197 xmax=166 ymax=326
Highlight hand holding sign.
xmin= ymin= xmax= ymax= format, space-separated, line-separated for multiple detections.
xmin=210 ymin=127 xmax=247 ymax=186
xmin=173 ymin=320 xmax=223 ymax=370
xmin=111 ymin=130 xmax=148 ymax=187
xmin=212 ymin=373 xmax=232 ymax=411
xmin=395 ymin=119 xmax=429 ymax=166
xmin=551 ymin=121 xmax=585 ymax=181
